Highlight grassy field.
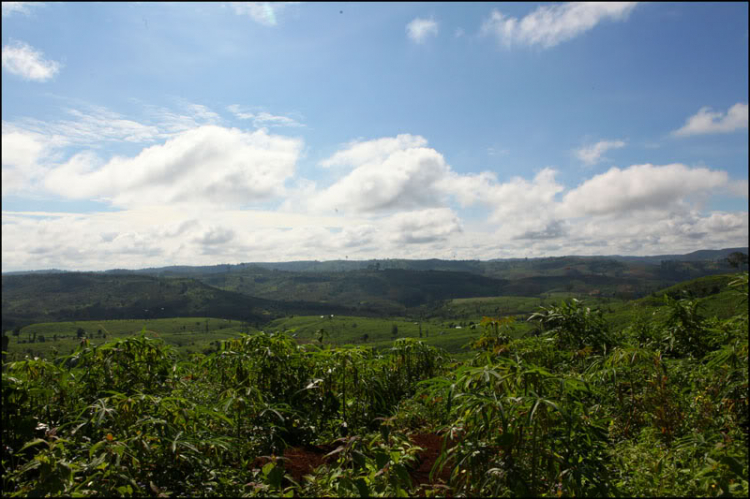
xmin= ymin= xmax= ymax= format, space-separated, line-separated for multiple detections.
xmin=5 ymin=274 xmax=742 ymax=361
xmin=443 ymin=293 xmax=617 ymax=316
xmin=5 ymin=317 xmax=257 ymax=361
xmin=265 ymin=314 xmax=527 ymax=353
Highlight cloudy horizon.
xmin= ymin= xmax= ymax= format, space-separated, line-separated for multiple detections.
xmin=2 ymin=2 xmax=748 ymax=272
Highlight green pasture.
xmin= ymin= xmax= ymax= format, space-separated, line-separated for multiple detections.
xmin=266 ymin=314 xmax=532 ymax=353
xmin=5 ymin=317 xmax=256 ymax=361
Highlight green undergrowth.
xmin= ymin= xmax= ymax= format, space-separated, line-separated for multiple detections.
xmin=2 ymin=273 xmax=747 ymax=497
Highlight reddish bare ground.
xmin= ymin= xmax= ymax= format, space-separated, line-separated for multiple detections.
xmin=263 ymin=432 xmax=455 ymax=493
xmin=282 ymin=444 xmax=335 ymax=483
xmin=409 ymin=433 xmax=454 ymax=496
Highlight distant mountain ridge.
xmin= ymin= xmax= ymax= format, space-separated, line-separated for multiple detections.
xmin=3 ymin=247 xmax=745 ymax=332
xmin=4 ymin=247 xmax=745 ymax=275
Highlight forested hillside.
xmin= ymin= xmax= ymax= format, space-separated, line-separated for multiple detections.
xmin=1 ymin=273 xmax=354 ymax=332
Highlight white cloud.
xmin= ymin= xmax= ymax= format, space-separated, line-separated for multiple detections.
xmin=561 ymin=163 xmax=729 ymax=217
xmin=2 ymin=120 xmax=747 ymax=271
xmin=672 ymin=103 xmax=749 ymax=137
xmin=407 ymin=17 xmax=439 ymax=44
xmin=575 ymin=139 xmax=626 ymax=165
xmin=1 ymin=2 xmax=38 ymax=17
xmin=2 ymin=40 xmax=61 ymax=81
xmin=1 ymin=127 xmax=51 ymax=195
xmin=481 ymin=2 xmax=638 ymax=49
xmin=227 ymin=105 xmax=304 ymax=128
xmin=311 ymin=135 xmax=450 ymax=213
xmin=43 ymin=125 xmax=303 ymax=208
xmin=319 ymin=134 xmax=428 ymax=169
xmin=229 ymin=2 xmax=298 ymax=26
xmin=387 ymin=208 xmax=463 ymax=244
xmin=484 ymin=168 xmax=564 ymax=225
xmin=2 ymin=129 xmax=46 ymax=170
xmin=10 ymin=101 xmax=225 ymax=150
xmin=4 ymin=202 xmax=746 ymax=272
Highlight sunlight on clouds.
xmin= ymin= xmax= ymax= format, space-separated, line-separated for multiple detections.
xmin=311 ymin=135 xmax=450 ymax=213
xmin=561 ymin=163 xmax=729 ymax=217
xmin=43 ymin=125 xmax=303 ymax=207
xmin=319 ymin=135 xmax=428 ymax=169
xmin=1 ymin=112 xmax=747 ymax=270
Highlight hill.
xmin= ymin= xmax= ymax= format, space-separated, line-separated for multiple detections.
xmin=3 ymin=249 xmax=745 ymax=329
xmin=1 ymin=273 xmax=356 ymax=332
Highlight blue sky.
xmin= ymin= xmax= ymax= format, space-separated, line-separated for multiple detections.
xmin=2 ymin=2 xmax=748 ymax=271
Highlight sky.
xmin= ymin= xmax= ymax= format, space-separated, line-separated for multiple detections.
xmin=2 ymin=2 xmax=748 ymax=272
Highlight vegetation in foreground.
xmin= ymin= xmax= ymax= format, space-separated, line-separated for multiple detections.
xmin=2 ymin=273 xmax=747 ymax=497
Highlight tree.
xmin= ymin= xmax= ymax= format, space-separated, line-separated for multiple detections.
xmin=391 ymin=324 xmax=398 ymax=338
xmin=76 ymin=327 xmax=85 ymax=339
xmin=727 ymin=251 xmax=748 ymax=269
xmin=1 ymin=334 xmax=8 ymax=364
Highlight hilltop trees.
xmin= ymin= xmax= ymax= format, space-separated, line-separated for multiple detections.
xmin=727 ymin=251 xmax=749 ymax=269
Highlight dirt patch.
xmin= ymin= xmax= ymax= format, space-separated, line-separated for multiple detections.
xmin=282 ymin=444 xmax=336 ymax=483
xmin=409 ymin=432 xmax=455 ymax=495
xmin=257 ymin=433 xmax=455 ymax=494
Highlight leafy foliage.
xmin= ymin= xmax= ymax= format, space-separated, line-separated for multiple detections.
xmin=2 ymin=274 xmax=748 ymax=497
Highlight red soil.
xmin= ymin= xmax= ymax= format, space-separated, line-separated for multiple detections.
xmin=274 ymin=432 xmax=454 ymax=493
xmin=282 ymin=444 xmax=336 ymax=483
xmin=409 ymin=432 xmax=454 ymax=496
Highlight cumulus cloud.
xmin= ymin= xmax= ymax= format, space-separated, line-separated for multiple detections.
xmin=193 ymin=226 xmax=236 ymax=246
xmin=0 ymin=207 xmax=459 ymax=271
xmin=387 ymin=208 xmax=463 ymax=244
xmin=575 ymin=139 xmax=626 ymax=166
xmin=2 ymin=40 xmax=61 ymax=81
xmin=481 ymin=2 xmax=638 ymax=49
xmin=229 ymin=2 xmax=298 ymax=26
xmin=439 ymin=168 xmax=565 ymax=231
xmin=561 ymin=163 xmax=729 ymax=217
xmin=407 ymin=17 xmax=439 ymax=44
xmin=310 ymin=135 xmax=450 ymax=213
xmin=320 ymin=135 xmax=428 ymax=169
xmin=4 ymin=203 xmax=746 ymax=272
xmin=43 ymin=125 xmax=303 ymax=208
xmin=1 ymin=128 xmax=50 ymax=195
xmin=2 ymin=118 xmax=747 ymax=271
xmin=672 ymin=103 xmax=749 ymax=137
xmin=514 ymin=219 xmax=569 ymax=241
